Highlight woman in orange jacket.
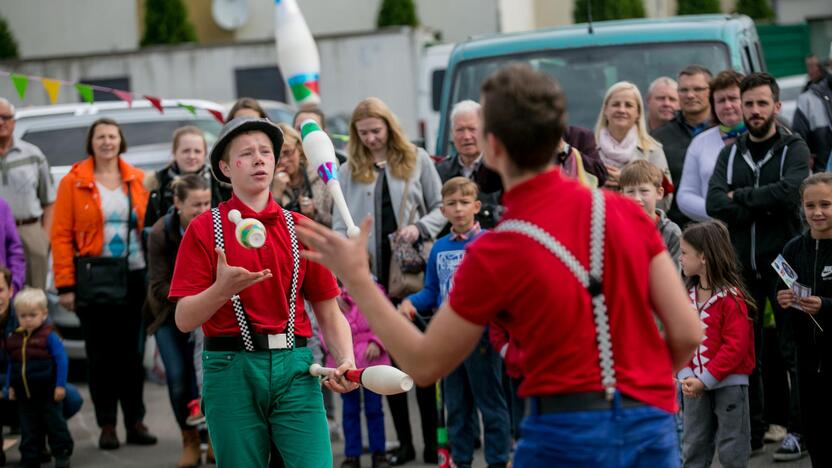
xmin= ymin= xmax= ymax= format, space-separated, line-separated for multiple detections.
xmin=50 ymin=118 xmax=158 ymax=451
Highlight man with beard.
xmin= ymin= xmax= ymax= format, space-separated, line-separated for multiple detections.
xmin=706 ymin=72 xmax=811 ymax=459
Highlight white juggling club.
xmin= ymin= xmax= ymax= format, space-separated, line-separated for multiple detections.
xmin=309 ymin=364 xmax=414 ymax=395
xmin=300 ymin=119 xmax=360 ymax=238
xmin=274 ymin=0 xmax=321 ymax=106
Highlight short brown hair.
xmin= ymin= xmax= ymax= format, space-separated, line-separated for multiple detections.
xmin=0 ymin=266 xmax=11 ymax=289
xmin=678 ymin=64 xmax=713 ymax=80
xmin=86 ymin=118 xmax=127 ymax=156
xmin=441 ymin=176 xmax=479 ymax=199
xmin=172 ymin=125 xmax=206 ymax=154
xmin=480 ymin=63 xmax=565 ymax=172
xmin=226 ymin=97 xmax=267 ymax=122
xmin=708 ymin=70 xmax=744 ymax=122
xmin=619 ymin=160 xmax=663 ymax=189
xmin=293 ymin=107 xmax=326 ymax=130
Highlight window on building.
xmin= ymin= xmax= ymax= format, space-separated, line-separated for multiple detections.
xmin=234 ymin=66 xmax=287 ymax=103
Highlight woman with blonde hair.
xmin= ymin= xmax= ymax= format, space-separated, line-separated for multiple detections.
xmin=271 ymin=122 xmax=333 ymax=226
xmin=595 ymin=81 xmax=669 ymax=191
xmin=335 ymin=96 xmax=444 ymax=465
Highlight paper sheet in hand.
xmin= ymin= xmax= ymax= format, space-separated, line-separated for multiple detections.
xmin=789 ymin=282 xmax=811 ymax=311
xmin=772 ymin=255 xmax=799 ymax=288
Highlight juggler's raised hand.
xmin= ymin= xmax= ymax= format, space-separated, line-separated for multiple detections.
xmin=214 ymin=247 xmax=272 ymax=297
xmin=296 ymin=216 xmax=373 ymax=283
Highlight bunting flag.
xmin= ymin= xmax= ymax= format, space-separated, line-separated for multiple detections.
xmin=75 ymin=84 xmax=94 ymax=104
xmin=2 ymin=70 xmax=220 ymax=121
xmin=41 ymin=78 xmax=62 ymax=105
xmin=207 ymin=109 xmax=225 ymax=125
xmin=177 ymin=102 xmax=197 ymax=116
xmin=144 ymin=95 xmax=163 ymax=113
xmin=10 ymin=74 xmax=28 ymax=100
xmin=111 ymin=89 xmax=133 ymax=108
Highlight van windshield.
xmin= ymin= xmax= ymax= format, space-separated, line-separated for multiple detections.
xmin=443 ymin=41 xmax=730 ymax=154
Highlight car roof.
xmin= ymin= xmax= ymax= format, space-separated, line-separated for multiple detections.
xmin=450 ymin=14 xmax=752 ymax=62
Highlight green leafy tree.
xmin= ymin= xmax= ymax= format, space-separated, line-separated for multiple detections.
xmin=141 ymin=0 xmax=197 ymax=47
xmin=574 ymin=0 xmax=645 ymax=23
xmin=0 ymin=15 xmax=19 ymax=60
xmin=377 ymin=0 xmax=419 ymax=28
xmin=736 ymin=0 xmax=775 ymax=21
xmin=677 ymin=0 xmax=721 ymax=15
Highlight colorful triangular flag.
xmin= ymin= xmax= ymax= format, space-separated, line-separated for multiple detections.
xmin=144 ymin=95 xmax=163 ymax=113
xmin=207 ymin=109 xmax=225 ymax=125
xmin=111 ymin=89 xmax=133 ymax=108
xmin=41 ymin=78 xmax=62 ymax=105
xmin=75 ymin=84 xmax=94 ymax=104
xmin=177 ymin=102 xmax=197 ymax=116
xmin=10 ymin=74 xmax=29 ymax=100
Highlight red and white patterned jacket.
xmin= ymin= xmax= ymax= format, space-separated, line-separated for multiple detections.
xmin=677 ymin=287 xmax=755 ymax=389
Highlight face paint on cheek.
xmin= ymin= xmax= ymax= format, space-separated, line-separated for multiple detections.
xmin=235 ymin=160 xmax=242 ymax=168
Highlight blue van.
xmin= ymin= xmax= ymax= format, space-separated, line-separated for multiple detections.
xmin=435 ymin=14 xmax=765 ymax=156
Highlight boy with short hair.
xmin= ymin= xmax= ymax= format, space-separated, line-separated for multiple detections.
xmin=169 ymin=118 xmax=357 ymax=467
xmin=621 ymin=160 xmax=682 ymax=266
xmin=4 ymin=287 xmax=73 ymax=468
xmin=399 ymin=177 xmax=511 ymax=468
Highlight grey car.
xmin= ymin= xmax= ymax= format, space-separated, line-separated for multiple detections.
xmin=14 ymin=99 xmax=225 ymax=359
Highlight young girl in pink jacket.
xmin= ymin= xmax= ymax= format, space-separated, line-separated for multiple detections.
xmin=323 ymin=287 xmax=390 ymax=468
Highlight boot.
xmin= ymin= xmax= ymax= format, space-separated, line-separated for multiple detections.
xmin=178 ymin=429 xmax=202 ymax=468
xmin=98 ymin=425 xmax=120 ymax=450
xmin=126 ymin=422 xmax=158 ymax=446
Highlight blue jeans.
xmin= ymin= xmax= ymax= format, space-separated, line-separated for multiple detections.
xmin=19 ymin=398 xmax=73 ymax=462
xmin=513 ymin=394 xmax=680 ymax=468
xmin=445 ymin=332 xmax=511 ymax=465
xmin=155 ymin=322 xmax=199 ymax=429
xmin=342 ymin=387 xmax=385 ymax=457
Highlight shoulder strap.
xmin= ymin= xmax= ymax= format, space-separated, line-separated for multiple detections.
xmin=282 ymin=208 xmax=300 ymax=348
xmin=212 ymin=207 xmax=255 ymax=352
xmin=210 ymin=207 xmax=302 ymax=351
xmin=495 ymin=189 xmax=616 ymax=399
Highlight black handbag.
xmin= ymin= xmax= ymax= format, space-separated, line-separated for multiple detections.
xmin=74 ymin=185 xmax=132 ymax=309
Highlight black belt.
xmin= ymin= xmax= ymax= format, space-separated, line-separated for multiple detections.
xmin=534 ymin=392 xmax=645 ymax=414
xmin=15 ymin=217 xmax=39 ymax=226
xmin=204 ymin=334 xmax=307 ymax=352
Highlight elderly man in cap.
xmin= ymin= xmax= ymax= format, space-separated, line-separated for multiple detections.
xmin=168 ymin=118 xmax=357 ymax=467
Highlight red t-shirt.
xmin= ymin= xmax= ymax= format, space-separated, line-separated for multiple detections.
xmin=449 ymin=169 xmax=677 ymax=413
xmin=169 ymin=195 xmax=340 ymax=337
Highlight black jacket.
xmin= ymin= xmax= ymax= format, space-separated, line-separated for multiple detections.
xmin=706 ymin=127 xmax=810 ymax=274
xmin=780 ymin=232 xmax=832 ymax=377
xmin=793 ymin=75 xmax=832 ymax=170
xmin=144 ymin=164 xmax=232 ymax=229
xmin=435 ymin=154 xmax=503 ymax=234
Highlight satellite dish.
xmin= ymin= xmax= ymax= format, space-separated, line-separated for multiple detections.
xmin=212 ymin=0 xmax=249 ymax=30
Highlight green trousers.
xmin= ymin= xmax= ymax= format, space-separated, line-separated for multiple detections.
xmin=202 ymin=347 xmax=331 ymax=467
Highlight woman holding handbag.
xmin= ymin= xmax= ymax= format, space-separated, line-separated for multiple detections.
xmin=51 ymin=118 xmax=157 ymax=451
xmin=333 ymin=97 xmax=445 ymax=465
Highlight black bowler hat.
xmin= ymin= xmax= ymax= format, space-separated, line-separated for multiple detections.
xmin=209 ymin=117 xmax=284 ymax=184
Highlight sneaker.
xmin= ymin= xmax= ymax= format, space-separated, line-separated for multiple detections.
xmin=371 ymin=452 xmax=389 ymax=468
xmin=54 ymin=455 xmax=71 ymax=468
xmin=186 ymin=400 xmax=205 ymax=427
xmin=340 ymin=456 xmax=361 ymax=468
xmin=773 ymin=433 xmax=807 ymax=461
xmin=764 ymin=424 xmax=787 ymax=444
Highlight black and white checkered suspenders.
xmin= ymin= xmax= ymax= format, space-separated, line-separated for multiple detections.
xmin=211 ymin=207 xmax=300 ymax=351
xmin=495 ymin=189 xmax=617 ymax=400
